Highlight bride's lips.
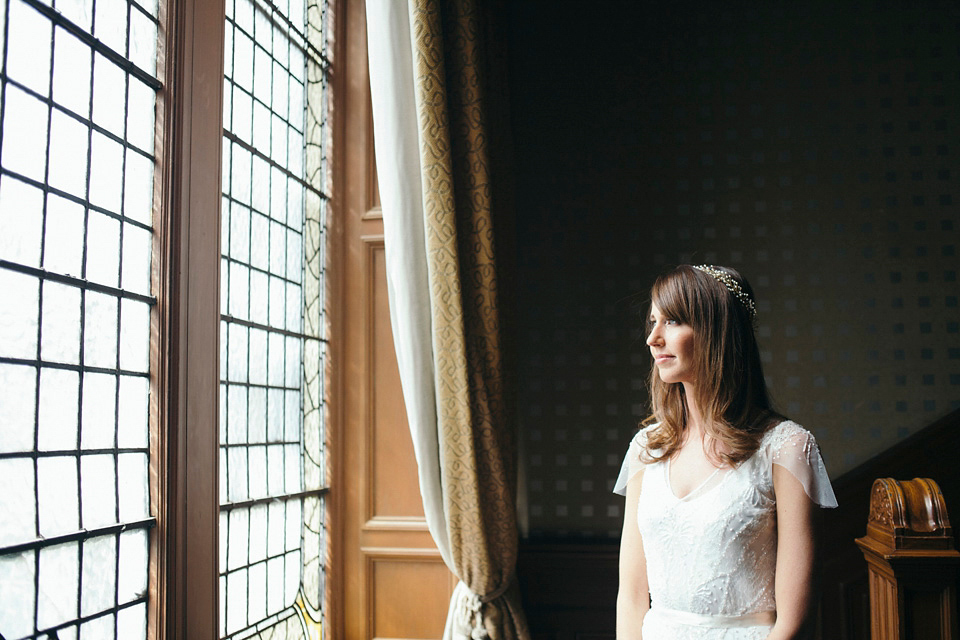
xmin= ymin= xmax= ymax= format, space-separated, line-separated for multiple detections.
xmin=654 ymin=354 xmax=675 ymax=363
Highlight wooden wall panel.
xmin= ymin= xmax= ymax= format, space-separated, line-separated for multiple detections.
xmin=367 ymin=240 xmax=425 ymax=524
xmin=341 ymin=5 xmax=454 ymax=639
xmin=367 ymin=550 xmax=454 ymax=640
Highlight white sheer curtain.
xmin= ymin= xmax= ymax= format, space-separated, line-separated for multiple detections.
xmin=367 ymin=4 xmax=529 ymax=639
xmin=364 ymin=0 xmax=452 ymax=569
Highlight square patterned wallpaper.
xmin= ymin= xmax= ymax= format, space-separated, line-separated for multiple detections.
xmin=507 ymin=1 xmax=960 ymax=539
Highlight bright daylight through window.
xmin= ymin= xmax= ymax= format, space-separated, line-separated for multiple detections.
xmin=0 ymin=0 xmax=158 ymax=638
xmin=0 ymin=0 xmax=331 ymax=637
xmin=218 ymin=0 xmax=329 ymax=637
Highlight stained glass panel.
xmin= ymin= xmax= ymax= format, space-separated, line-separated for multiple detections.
xmin=0 ymin=0 xmax=160 ymax=637
xmin=219 ymin=0 xmax=329 ymax=637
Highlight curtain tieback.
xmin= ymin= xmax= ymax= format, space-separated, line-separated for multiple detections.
xmin=479 ymin=573 xmax=514 ymax=604
xmin=452 ymin=574 xmax=516 ymax=640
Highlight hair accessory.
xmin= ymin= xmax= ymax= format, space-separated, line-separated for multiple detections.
xmin=692 ymin=265 xmax=758 ymax=320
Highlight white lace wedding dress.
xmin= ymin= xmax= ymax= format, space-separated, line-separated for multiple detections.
xmin=613 ymin=420 xmax=837 ymax=639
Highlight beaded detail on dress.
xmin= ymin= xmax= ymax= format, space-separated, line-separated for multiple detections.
xmin=614 ymin=420 xmax=837 ymax=639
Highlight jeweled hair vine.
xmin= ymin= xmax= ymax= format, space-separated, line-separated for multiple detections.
xmin=692 ymin=265 xmax=757 ymax=321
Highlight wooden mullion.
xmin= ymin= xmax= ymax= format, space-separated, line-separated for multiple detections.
xmin=151 ymin=0 xmax=225 ymax=637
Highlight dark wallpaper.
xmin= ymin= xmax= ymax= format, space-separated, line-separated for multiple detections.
xmin=506 ymin=1 xmax=960 ymax=539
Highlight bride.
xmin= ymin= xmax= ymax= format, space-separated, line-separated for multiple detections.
xmin=614 ymin=265 xmax=837 ymax=639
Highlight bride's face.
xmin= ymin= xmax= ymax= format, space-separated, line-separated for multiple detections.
xmin=646 ymin=303 xmax=696 ymax=385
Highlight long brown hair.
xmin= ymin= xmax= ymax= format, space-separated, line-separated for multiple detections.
xmin=643 ymin=265 xmax=778 ymax=466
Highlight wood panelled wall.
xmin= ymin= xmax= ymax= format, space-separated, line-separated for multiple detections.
xmin=338 ymin=3 xmax=455 ymax=638
xmin=517 ymin=408 xmax=960 ymax=640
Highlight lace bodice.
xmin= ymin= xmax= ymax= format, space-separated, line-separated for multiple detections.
xmin=613 ymin=420 xmax=837 ymax=638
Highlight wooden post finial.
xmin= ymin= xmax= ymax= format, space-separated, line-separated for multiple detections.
xmin=856 ymin=477 xmax=960 ymax=640
xmin=864 ymin=477 xmax=954 ymax=551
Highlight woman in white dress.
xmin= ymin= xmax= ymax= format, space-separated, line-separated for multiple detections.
xmin=614 ymin=265 xmax=837 ymax=639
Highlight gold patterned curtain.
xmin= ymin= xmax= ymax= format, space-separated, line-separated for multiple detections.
xmin=367 ymin=0 xmax=528 ymax=638
xmin=411 ymin=1 xmax=526 ymax=639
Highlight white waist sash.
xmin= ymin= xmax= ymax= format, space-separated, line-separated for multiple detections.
xmin=649 ymin=605 xmax=776 ymax=628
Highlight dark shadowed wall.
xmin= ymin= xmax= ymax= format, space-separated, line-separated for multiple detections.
xmin=506 ymin=0 xmax=960 ymax=539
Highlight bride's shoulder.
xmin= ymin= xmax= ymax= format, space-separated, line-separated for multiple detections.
xmin=759 ymin=419 xmax=820 ymax=459
xmin=631 ymin=422 xmax=663 ymax=448
xmin=762 ymin=418 xmax=811 ymax=440
xmin=759 ymin=419 xmax=838 ymax=507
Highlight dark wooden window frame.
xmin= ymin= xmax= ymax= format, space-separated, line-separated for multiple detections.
xmin=150 ymin=0 xmax=224 ymax=636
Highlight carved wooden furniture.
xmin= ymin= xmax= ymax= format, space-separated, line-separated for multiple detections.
xmin=856 ymin=478 xmax=960 ymax=639
xmin=819 ymin=408 xmax=960 ymax=639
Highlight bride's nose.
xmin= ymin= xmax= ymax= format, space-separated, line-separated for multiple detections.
xmin=646 ymin=325 xmax=662 ymax=347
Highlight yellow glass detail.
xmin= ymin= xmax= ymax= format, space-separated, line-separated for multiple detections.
xmin=295 ymin=591 xmax=323 ymax=640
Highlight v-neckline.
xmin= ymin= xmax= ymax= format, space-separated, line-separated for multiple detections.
xmin=664 ymin=457 xmax=726 ymax=501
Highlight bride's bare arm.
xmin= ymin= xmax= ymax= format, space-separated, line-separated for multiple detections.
xmin=767 ymin=463 xmax=818 ymax=640
xmin=616 ymin=470 xmax=649 ymax=640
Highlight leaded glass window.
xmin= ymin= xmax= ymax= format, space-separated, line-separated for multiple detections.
xmin=218 ymin=0 xmax=329 ymax=637
xmin=0 ymin=0 xmax=159 ymax=638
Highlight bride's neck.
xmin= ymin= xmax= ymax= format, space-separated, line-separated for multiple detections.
xmin=682 ymin=382 xmax=706 ymax=437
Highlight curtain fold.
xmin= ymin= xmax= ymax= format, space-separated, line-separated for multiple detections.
xmin=366 ymin=1 xmax=528 ymax=639
xmin=366 ymin=0 xmax=452 ymax=569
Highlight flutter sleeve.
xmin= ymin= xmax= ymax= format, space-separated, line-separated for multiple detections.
xmin=612 ymin=427 xmax=652 ymax=496
xmin=769 ymin=422 xmax=838 ymax=508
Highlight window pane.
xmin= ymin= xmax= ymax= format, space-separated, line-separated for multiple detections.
xmin=117 ymin=529 xmax=148 ymax=605
xmin=0 ymin=0 xmax=160 ymax=637
xmin=7 ymin=0 xmax=52 ymax=96
xmin=38 ymin=368 xmax=81 ymax=450
xmin=53 ymin=28 xmax=93 ymax=117
xmin=43 ymin=194 xmax=86 ymax=276
xmin=38 ymin=456 xmax=80 ymax=537
xmin=0 ymin=459 xmax=36 ymax=546
xmin=0 ymin=175 xmax=44 ymax=266
xmin=41 ymin=281 xmax=83 ymax=365
xmin=2 ymin=87 xmax=49 ymax=182
xmin=80 ymin=454 xmax=117 ymax=529
xmin=219 ymin=0 xmax=329 ymax=636
xmin=0 ymin=550 xmax=37 ymax=638
xmin=80 ymin=536 xmax=117 ymax=617
xmin=0 ymin=363 xmax=37 ymax=452
xmin=37 ymin=542 xmax=80 ymax=630
xmin=0 ymin=269 xmax=39 ymax=359
xmin=47 ymin=109 xmax=90 ymax=196
xmin=117 ymin=602 xmax=147 ymax=640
